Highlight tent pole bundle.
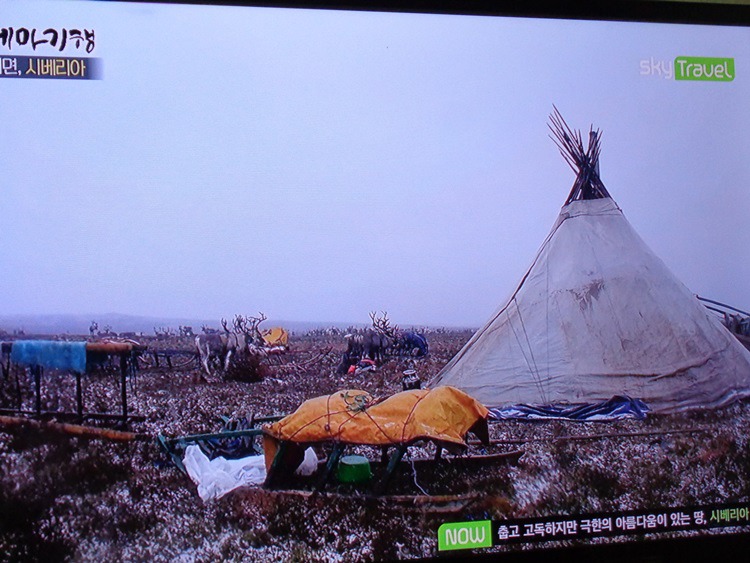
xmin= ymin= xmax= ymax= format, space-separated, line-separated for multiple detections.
xmin=548 ymin=106 xmax=610 ymax=203
xmin=430 ymin=110 xmax=750 ymax=416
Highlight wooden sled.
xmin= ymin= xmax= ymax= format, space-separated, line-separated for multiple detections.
xmin=158 ymin=419 xmax=523 ymax=497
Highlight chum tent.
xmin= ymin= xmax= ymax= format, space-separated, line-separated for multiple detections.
xmin=430 ymin=110 xmax=750 ymax=414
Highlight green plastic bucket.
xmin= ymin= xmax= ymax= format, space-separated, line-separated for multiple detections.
xmin=336 ymin=455 xmax=372 ymax=483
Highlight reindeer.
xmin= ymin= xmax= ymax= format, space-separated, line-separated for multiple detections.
xmin=336 ymin=312 xmax=393 ymax=374
xmin=368 ymin=311 xmax=396 ymax=362
xmin=243 ymin=312 xmax=269 ymax=349
xmin=179 ymin=325 xmax=194 ymax=338
xmin=369 ymin=311 xmax=428 ymax=358
xmin=195 ymin=313 xmax=267 ymax=377
xmin=201 ymin=324 xmax=220 ymax=335
xmin=98 ymin=325 xmax=118 ymax=338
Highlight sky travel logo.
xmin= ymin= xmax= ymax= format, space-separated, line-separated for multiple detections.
xmin=674 ymin=57 xmax=734 ymax=81
xmin=639 ymin=56 xmax=735 ymax=81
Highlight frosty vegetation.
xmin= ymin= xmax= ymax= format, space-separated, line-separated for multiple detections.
xmin=1 ymin=329 xmax=749 ymax=561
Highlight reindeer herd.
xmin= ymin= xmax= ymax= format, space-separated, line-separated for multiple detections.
xmin=194 ymin=313 xmax=278 ymax=377
xmin=194 ymin=310 xmax=429 ymax=378
xmin=85 ymin=311 xmax=428 ymax=380
xmin=336 ymin=312 xmax=428 ymax=374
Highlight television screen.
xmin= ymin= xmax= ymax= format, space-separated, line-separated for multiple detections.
xmin=2 ymin=1 xmax=750 ymax=560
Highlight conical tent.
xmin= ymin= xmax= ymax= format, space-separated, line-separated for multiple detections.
xmin=430 ymin=111 xmax=750 ymax=414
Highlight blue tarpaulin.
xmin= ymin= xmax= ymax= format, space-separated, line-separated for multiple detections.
xmin=10 ymin=340 xmax=87 ymax=373
xmin=490 ymin=395 xmax=650 ymax=421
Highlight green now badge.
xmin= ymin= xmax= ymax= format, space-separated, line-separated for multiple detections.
xmin=674 ymin=57 xmax=735 ymax=81
xmin=438 ymin=520 xmax=492 ymax=551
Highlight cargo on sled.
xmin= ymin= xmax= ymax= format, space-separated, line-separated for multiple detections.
xmin=158 ymin=386 xmax=523 ymax=504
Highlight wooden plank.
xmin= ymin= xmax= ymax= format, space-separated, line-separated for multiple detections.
xmin=86 ymin=342 xmax=135 ymax=353
xmin=0 ymin=408 xmax=145 ymax=422
xmin=0 ymin=414 xmax=149 ymax=442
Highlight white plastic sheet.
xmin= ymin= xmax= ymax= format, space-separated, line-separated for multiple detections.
xmin=183 ymin=445 xmax=319 ymax=501
xmin=296 ymin=446 xmax=319 ymax=476
xmin=184 ymin=445 xmax=266 ymax=502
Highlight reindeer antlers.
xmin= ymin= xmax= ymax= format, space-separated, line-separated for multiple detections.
xmin=224 ymin=313 xmax=268 ymax=335
xmin=369 ymin=311 xmax=397 ymax=337
xmin=250 ymin=312 xmax=267 ymax=324
xmin=232 ymin=314 xmax=247 ymax=334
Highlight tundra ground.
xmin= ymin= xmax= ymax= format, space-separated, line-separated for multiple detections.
xmin=1 ymin=330 xmax=749 ymax=561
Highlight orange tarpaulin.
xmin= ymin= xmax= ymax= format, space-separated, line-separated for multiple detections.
xmin=262 ymin=386 xmax=489 ymax=470
xmin=262 ymin=327 xmax=289 ymax=347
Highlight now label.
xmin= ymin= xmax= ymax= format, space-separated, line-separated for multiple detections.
xmin=674 ymin=57 xmax=735 ymax=81
xmin=437 ymin=520 xmax=492 ymax=551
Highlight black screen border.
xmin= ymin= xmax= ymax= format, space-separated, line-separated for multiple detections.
xmin=123 ymin=0 xmax=750 ymax=26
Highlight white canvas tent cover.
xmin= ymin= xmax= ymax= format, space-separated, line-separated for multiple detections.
xmin=431 ymin=114 xmax=750 ymax=414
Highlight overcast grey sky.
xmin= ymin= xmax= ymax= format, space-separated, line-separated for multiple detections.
xmin=2 ymin=1 xmax=749 ymax=327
